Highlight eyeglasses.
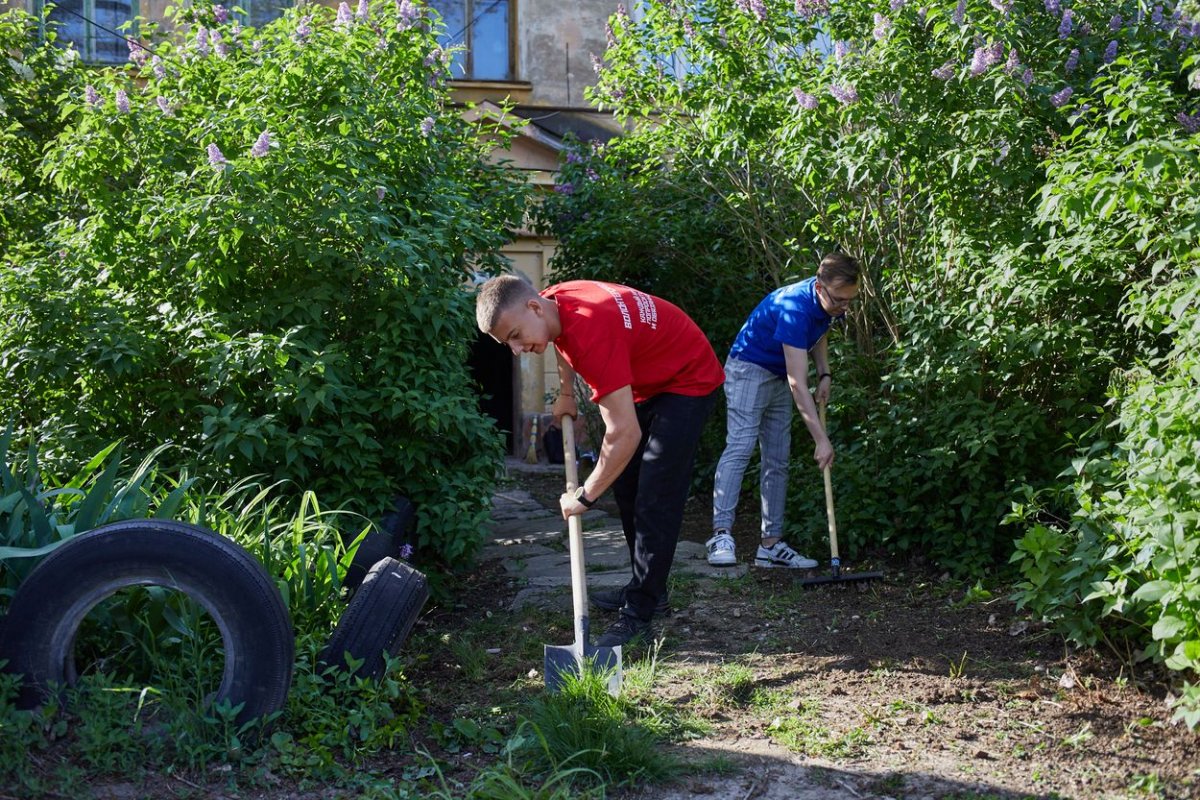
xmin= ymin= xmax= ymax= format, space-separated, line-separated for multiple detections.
xmin=818 ymin=282 xmax=857 ymax=309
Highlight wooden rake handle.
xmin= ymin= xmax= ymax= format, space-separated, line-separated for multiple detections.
xmin=819 ymin=402 xmax=840 ymax=570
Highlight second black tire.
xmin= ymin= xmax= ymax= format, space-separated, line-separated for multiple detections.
xmin=319 ymin=557 xmax=429 ymax=680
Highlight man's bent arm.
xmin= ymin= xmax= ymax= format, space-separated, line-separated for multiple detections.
xmin=583 ymin=385 xmax=640 ymax=500
xmin=784 ymin=343 xmax=833 ymax=469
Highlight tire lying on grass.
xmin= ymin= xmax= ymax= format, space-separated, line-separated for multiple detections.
xmin=341 ymin=495 xmax=416 ymax=593
xmin=0 ymin=519 xmax=293 ymax=726
xmin=319 ymin=556 xmax=429 ymax=680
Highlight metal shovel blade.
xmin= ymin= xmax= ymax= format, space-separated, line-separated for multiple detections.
xmin=544 ymin=634 xmax=622 ymax=695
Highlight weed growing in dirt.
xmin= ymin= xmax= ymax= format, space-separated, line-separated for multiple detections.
xmin=508 ymin=665 xmax=686 ymax=790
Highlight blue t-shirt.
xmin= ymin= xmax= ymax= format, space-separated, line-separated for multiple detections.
xmin=728 ymin=278 xmax=833 ymax=376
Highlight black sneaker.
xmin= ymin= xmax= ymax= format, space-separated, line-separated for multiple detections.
xmin=595 ymin=613 xmax=651 ymax=648
xmin=591 ymin=587 xmax=670 ymax=615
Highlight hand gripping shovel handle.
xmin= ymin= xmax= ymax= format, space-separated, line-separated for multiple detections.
xmin=819 ymin=401 xmax=841 ymax=577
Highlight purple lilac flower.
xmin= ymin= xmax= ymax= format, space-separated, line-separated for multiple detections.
xmin=591 ymin=53 xmax=603 ymax=74
xmin=250 ymin=130 xmax=271 ymax=157
xmin=336 ymin=2 xmax=353 ymax=27
xmin=397 ymin=0 xmax=420 ymax=30
xmin=1022 ymin=67 xmax=1034 ymax=86
xmin=207 ymin=143 xmax=227 ymax=166
xmin=399 ymin=543 xmax=414 ymax=560
xmin=152 ymin=56 xmax=166 ymax=79
xmin=953 ymin=0 xmax=967 ymax=26
xmin=682 ymin=16 xmax=696 ymax=36
xmin=991 ymin=0 xmax=1012 ymax=14
xmin=828 ymin=83 xmax=858 ymax=105
xmin=420 ymin=116 xmax=435 ymax=137
xmin=566 ymin=150 xmax=584 ymax=164
xmin=1109 ymin=13 xmax=1122 ymax=31
xmin=1058 ymin=9 xmax=1073 ymax=39
xmin=834 ymin=40 xmax=849 ymax=61
xmin=794 ymin=0 xmax=830 ymax=21
xmin=917 ymin=7 xmax=928 ymax=25
xmin=1044 ymin=0 xmax=1060 ymax=15
xmin=873 ymin=14 xmax=892 ymax=39
xmin=605 ymin=21 xmax=616 ymax=47
xmin=932 ymin=60 xmax=955 ymax=81
xmin=1004 ymin=47 xmax=1020 ymax=74
xmin=1178 ymin=112 xmax=1200 ymax=133
xmin=213 ymin=4 xmax=228 ymax=24
xmin=196 ymin=26 xmax=210 ymax=57
xmin=253 ymin=39 xmax=263 ymax=52
xmin=735 ymin=0 xmax=767 ymax=22
xmin=295 ymin=15 xmax=313 ymax=42
xmin=586 ymin=168 xmax=600 ymax=181
xmin=127 ymin=39 xmax=149 ymax=66
xmin=1065 ymin=48 xmax=1079 ymax=73
xmin=156 ymin=96 xmax=173 ymax=116
xmin=873 ymin=13 xmax=892 ymax=40
xmin=793 ymin=88 xmax=818 ymax=109
xmin=213 ymin=31 xmax=228 ymax=58
xmin=424 ymin=47 xmax=442 ymax=66
xmin=1050 ymin=86 xmax=1073 ymax=107
xmin=890 ymin=0 xmax=906 ymax=11
xmin=85 ymin=85 xmax=101 ymax=107
xmin=115 ymin=89 xmax=129 ymax=113
xmin=1103 ymin=40 xmax=1118 ymax=63
xmin=376 ymin=186 xmax=386 ymax=201
xmin=970 ymin=47 xmax=990 ymax=75
xmin=1152 ymin=5 xmax=1163 ymax=26
xmin=553 ymin=182 xmax=575 ymax=195
xmin=357 ymin=0 xmax=369 ymax=19
xmin=1069 ymin=103 xmax=1091 ymax=124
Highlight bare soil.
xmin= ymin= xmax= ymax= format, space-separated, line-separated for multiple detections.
xmin=57 ymin=468 xmax=1200 ymax=799
xmin=502 ymin=468 xmax=1200 ymax=800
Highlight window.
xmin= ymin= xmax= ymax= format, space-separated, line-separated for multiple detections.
xmin=243 ymin=0 xmax=293 ymax=31
xmin=429 ymin=0 xmax=513 ymax=81
xmin=42 ymin=0 xmax=135 ymax=64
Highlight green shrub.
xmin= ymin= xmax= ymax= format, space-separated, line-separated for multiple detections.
xmin=0 ymin=1 xmax=528 ymax=566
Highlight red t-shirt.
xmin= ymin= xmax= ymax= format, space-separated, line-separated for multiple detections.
xmin=543 ymin=281 xmax=724 ymax=403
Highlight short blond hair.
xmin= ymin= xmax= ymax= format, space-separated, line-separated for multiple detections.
xmin=475 ymin=274 xmax=538 ymax=333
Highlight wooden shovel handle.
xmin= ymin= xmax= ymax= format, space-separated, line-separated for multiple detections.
xmin=561 ymin=419 xmax=589 ymax=644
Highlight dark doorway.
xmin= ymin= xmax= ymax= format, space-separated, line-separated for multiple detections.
xmin=468 ymin=331 xmax=515 ymax=453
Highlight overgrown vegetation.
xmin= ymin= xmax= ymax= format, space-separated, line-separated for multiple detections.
xmin=537 ymin=0 xmax=1200 ymax=703
xmin=0 ymin=0 xmax=526 ymax=566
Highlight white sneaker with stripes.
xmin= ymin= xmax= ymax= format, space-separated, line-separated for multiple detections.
xmin=753 ymin=540 xmax=818 ymax=569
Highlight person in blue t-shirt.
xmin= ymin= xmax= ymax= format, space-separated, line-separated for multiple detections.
xmin=707 ymin=252 xmax=860 ymax=568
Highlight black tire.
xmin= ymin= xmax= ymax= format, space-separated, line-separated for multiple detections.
xmin=0 ymin=519 xmax=293 ymax=725
xmin=319 ymin=557 xmax=428 ymax=680
xmin=342 ymin=495 xmax=416 ymax=592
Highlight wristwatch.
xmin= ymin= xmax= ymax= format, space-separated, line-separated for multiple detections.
xmin=572 ymin=485 xmax=596 ymax=508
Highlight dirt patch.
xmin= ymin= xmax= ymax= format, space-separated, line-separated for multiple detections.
xmin=510 ymin=468 xmax=1199 ymax=800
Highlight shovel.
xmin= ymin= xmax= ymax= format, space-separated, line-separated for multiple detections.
xmin=543 ymin=419 xmax=622 ymax=695
xmin=799 ymin=401 xmax=885 ymax=589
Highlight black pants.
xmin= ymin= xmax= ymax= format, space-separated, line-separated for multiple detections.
xmin=611 ymin=389 xmax=719 ymax=621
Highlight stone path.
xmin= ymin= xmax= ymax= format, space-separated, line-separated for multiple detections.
xmin=480 ymin=486 xmax=748 ymax=612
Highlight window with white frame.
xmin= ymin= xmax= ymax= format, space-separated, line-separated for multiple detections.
xmin=428 ymin=0 xmax=513 ymax=81
xmin=42 ymin=0 xmax=135 ymax=64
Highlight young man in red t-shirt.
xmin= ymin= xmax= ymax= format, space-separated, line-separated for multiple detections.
xmin=477 ymin=275 xmax=723 ymax=647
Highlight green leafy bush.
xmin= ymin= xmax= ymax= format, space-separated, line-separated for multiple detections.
xmin=0 ymin=1 xmax=528 ymax=565
xmin=540 ymin=1 xmax=1199 ymax=581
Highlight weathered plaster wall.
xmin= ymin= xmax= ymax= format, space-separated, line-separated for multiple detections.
xmin=518 ymin=0 xmax=620 ymax=107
